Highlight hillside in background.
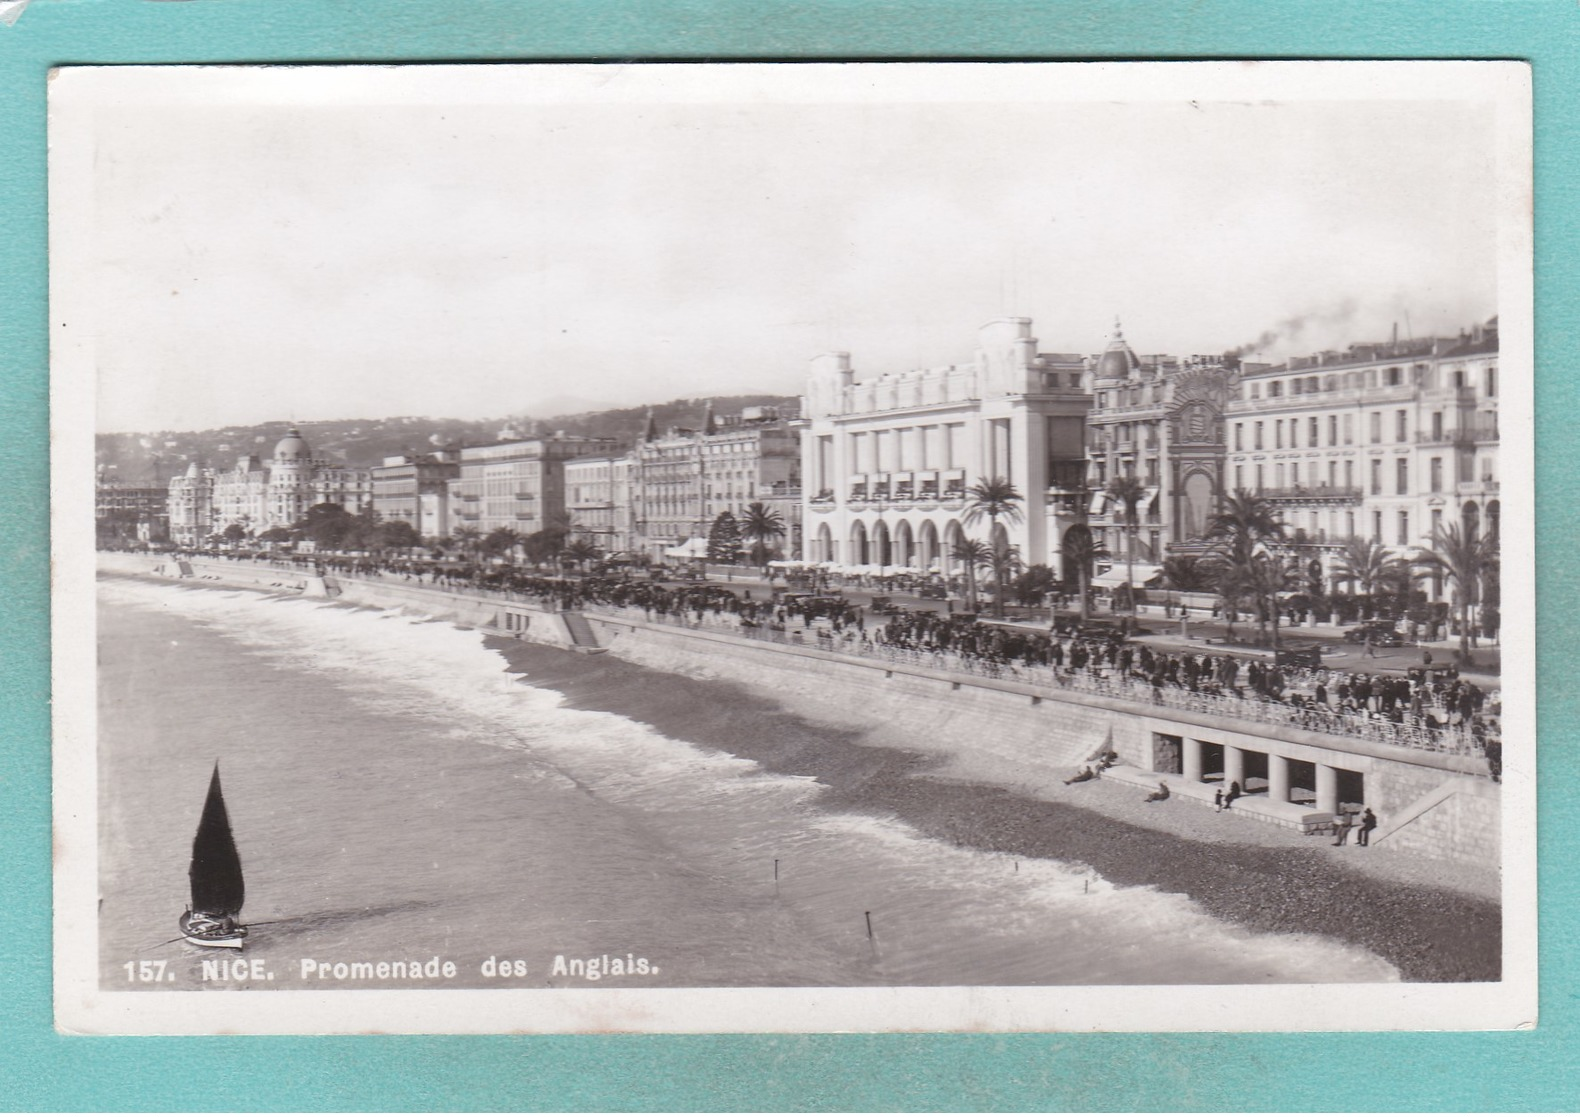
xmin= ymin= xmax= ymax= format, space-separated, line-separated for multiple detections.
xmin=96 ymin=394 xmax=801 ymax=484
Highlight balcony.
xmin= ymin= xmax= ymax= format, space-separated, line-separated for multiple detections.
xmin=1258 ymin=485 xmax=1363 ymax=504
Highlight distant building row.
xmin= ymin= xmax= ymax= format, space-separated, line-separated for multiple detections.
xmin=159 ymin=404 xmax=803 ymax=561
xmin=137 ymin=311 xmax=1499 ymax=595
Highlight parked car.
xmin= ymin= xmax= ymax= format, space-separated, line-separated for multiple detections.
xmin=1275 ymin=645 xmax=1324 ymax=668
xmin=1343 ymin=621 xmax=1404 ymax=646
xmin=917 ymin=584 xmax=949 ymax=600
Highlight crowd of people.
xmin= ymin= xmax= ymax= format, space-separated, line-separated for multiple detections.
xmin=165 ymin=547 xmax=1501 ymax=766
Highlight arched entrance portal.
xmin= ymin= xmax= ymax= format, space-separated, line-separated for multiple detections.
xmin=814 ymin=523 xmax=833 ymax=563
xmin=1179 ymin=470 xmax=1215 ymax=542
xmin=894 ymin=520 xmax=915 ymax=568
xmin=944 ymin=520 xmax=966 ymax=573
xmin=918 ymin=520 xmax=940 ymax=571
xmin=849 ymin=520 xmax=869 ymax=565
xmin=1463 ymin=500 xmax=1481 ymax=541
xmin=872 ymin=520 xmax=892 ymax=567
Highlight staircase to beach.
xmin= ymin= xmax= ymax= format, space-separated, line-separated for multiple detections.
xmin=561 ymin=611 xmax=604 ymax=652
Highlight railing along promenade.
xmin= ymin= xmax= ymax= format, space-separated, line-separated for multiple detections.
xmin=270 ymin=562 xmax=1490 ymax=762
xmin=563 ymin=599 xmax=1486 ymax=761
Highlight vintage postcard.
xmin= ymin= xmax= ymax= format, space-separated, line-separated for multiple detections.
xmin=52 ymin=61 xmax=1535 ymax=1034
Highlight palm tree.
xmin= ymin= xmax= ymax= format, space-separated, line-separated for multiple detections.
xmin=963 ymin=476 xmax=1024 ymax=617
xmin=1246 ymin=552 xmax=1303 ymax=649
xmin=950 ymin=537 xmax=993 ymax=614
xmin=1160 ymin=554 xmax=1210 ymax=593
xmin=1332 ymin=536 xmax=1393 ymax=596
xmin=451 ymin=525 xmax=482 ymax=562
xmin=1059 ymin=525 xmax=1110 ymax=624
xmin=561 ymin=538 xmax=603 ymax=572
xmin=1104 ymin=474 xmax=1149 ymax=630
xmin=1205 ymin=489 xmax=1285 ymax=643
xmin=740 ymin=501 xmax=787 ymax=566
xmin=1417 ymin=523 xmax=1498 ymax=663
xmin=483 ymin=527 xmax=524 ymax=563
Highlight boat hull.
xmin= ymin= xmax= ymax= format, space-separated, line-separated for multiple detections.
xmin=179 ymin=910 xmax=247 ymax=949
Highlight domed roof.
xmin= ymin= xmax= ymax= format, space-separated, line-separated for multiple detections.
xmin=273 ymin=426 xmax=311 ymax=463
xmin=1094 ymin=318 xmax=1141 ymax=382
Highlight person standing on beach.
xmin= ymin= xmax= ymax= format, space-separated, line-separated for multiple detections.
xmin=1332 ymin=811 xmax=1354 ymax=846
xmin=1358 ymin=807 xmax=1378 ymax=846
xmin=1213 ymin=788 xmax=1224 ymax=812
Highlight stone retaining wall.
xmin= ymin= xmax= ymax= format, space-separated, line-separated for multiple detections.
xmin=101 ymin=553 xmax=1500 ymax=869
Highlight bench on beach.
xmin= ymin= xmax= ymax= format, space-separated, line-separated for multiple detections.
xmin=1099 ymin=765 xmax=1336 ymax=834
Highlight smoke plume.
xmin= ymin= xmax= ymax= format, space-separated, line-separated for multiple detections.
xmin=1225 ymin=299 xmax=1359 ymax=359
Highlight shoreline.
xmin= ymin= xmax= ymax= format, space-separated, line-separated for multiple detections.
xmin=97 ymin=567 xmax=1499 ymax=983
xmin=484 ymin=632 xmax=1500 ymax=984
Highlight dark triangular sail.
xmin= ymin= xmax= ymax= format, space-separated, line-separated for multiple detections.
xmin=189 ymin=764 xmax=244 ymax=918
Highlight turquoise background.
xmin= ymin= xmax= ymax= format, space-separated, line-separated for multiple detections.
xmin=1 ymin=1 xmax=1573 ymax=1110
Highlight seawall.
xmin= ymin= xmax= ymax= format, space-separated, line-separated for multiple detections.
xmin=102 ymin=553 xmax=1500 ymax=874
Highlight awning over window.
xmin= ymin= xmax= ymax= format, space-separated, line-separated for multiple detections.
xmin=1088 ymin=491 xmax=1109 ymax=515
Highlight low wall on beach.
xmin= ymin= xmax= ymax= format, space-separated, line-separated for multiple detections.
xmin=101 ymin=553 xmax=1501 ymax=870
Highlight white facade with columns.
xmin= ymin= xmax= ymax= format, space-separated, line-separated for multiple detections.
xmin=798 ymin=318 xmax=1090 ymax=575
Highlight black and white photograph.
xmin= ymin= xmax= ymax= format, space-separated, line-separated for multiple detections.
xmin=51 ymin=61 xmax=1535 ymax=1034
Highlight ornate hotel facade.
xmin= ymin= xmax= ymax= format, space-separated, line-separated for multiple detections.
xmin=1223 ymin=317 xmax=1500 ymax=590
xmin=166 ymin=427 xmax=373 ymax=546
xmin=798 ymin=318 xmax=1091 ymax=577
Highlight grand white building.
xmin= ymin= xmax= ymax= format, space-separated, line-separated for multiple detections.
xmin=166 ymin=426 xmax=373 ymax=546
xmin=798 ymin=317 xmax=1090 ymax=576
xmin=1223 ymin=317 xmax=1500 ymax=592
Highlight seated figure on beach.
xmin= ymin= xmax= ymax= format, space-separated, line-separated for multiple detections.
xmin=1143 ymin=780 xmax=1169 ymax=803
xmin=1063 ymin=766 xmax=1097 ymax=785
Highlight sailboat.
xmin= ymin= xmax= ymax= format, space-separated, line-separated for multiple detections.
xmin=178 ymin=763 xmax=248 ymax=949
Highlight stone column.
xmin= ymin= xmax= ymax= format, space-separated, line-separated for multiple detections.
xmin=1316 ymin=764 xmax=1340 ymax=815
xmin=1267 ymin=753 xmax=1291 ymax=803
xmin=1182 ymin=738 xmax=1204 ymax=783
xmin=1223 ymin=746 xmax=1246 ymax=791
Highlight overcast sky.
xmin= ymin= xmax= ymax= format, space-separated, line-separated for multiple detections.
xmin=63 ymin=64 xmax=1513 ymax=434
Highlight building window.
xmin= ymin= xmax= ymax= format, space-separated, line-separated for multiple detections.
xmin=1254 ymin=422 xmax=1264 ymax=450
xmin=1396 ymin=457 xmax=1408 ymax=495
xmin=1372 ymin=510 xmax=1383 ymax=542
xmin=1327 ymin=460 xmax=1337 ymax=488
xmin=1385 ymin=367 xmax=1402 ymax=387
xmin=1397 ymin=511 xmax=1410 ymax=546
xmin=1269 ymin=381 xmax=1284 ymax=398
xmin=1347 ymin=510 xmax=1356 ymax=537
xmin=1235 ymin=423 xmax=1244 ymax=451
xmin=1486 ymin=366 xmax=1497 ymax=397
xmin=1431 ymin=507 xmax=1443 ymax=543
xmin=1234 ymin=465 xmax=1244 ymax=491
xmin=1275 ymin=420 xmax=1284 ymax=449
xmin=1308 ymin=417 xmax=1319 ymax=446
xmin=1249 ymin=383 xmax=1261 ymax=400
xmin=1328 ymin=415 xmax=1338 ymax=446
xmin=1289 ymin=462 xmax=1300 ymax=487
xmin=1255 ymin=464 xmax=1264 ymax=491
xmin=1431 ymin=412 xmax=1443 ymax=440
xmin=1430 ymin=457 xmax=1443 ymax=492
xmin=1395 ymin=410 xmax=1408 ymax=442
xmin=1369 ymin=412 xmax=1381 ymax=443
xmin=1343 ymin=414 xmax=1354 ymax=445
xmin=1370 ymin=459 xmax=1382 ymax=495
xmin=1275 ymin=463 xmax=1285 ymax=488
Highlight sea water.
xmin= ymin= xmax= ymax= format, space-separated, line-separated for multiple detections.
xmin=95 ymin=574 xmax=1398 ymax=989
